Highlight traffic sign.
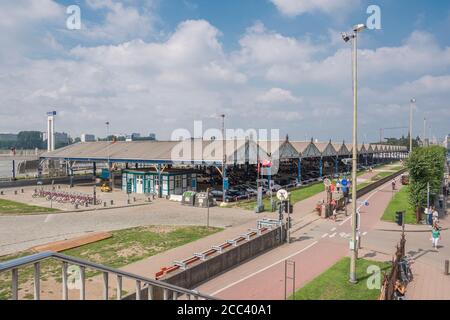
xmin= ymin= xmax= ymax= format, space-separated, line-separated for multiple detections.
xmin=276 ymin=189 xmax=289 ymax=201
xmin=341 ymin=179 xmax=348 ymax=187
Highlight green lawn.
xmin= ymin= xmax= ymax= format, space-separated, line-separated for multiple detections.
xmin=291 ymin=257 xmax=391 ymax=300
xmin=381 ymin=186 xmax=416 ymax=224
xmin=0 ymin=198 xmax=59 ymax=215
xmin=0 ymin=225 xmax=221 ymax=299
xmin=234 ymin=182 xmax=325 ymax=212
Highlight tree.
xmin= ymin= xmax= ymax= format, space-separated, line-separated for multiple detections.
xmin=406 ymin=145 xmax=446 ymax=222
xmin=16 ymin=131 xmax=44 ymax=149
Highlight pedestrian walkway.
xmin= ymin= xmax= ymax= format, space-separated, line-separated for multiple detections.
xmin=406 ymin=260 xmax=450 ymax=300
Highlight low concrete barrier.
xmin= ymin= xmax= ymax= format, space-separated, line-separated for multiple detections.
xmin=355 ymin=168 xmax=408 ymax=199
xmin=123 ymin=226 xmax=285 ymax=300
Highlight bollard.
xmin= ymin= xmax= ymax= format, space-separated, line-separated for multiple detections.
xmin=85 ymin=202 xmax=89 ymax=208
xmin=0 ymin=191 xmax=3 ymax=195
xmin=445 ymin=260 xmax=449 ymax=276
xmin=110 ymin=200 xmax=114 ymax=206
xmin=127 ymin=199 xmax=130 ymax=205
xmin=103 ymin=202 xmax=107 ymax=207
xmin=133 ymin=197 xmax=136 ymax=202
xmin=21 ymin=189 xmax=24 ymax=193
xmin=147 ymin=197 xmax=151 ymax=202
xmin=75 ymin=204 xmax=79 ymax=209
xmin=14 ymin=190 xmax=17 ymax=195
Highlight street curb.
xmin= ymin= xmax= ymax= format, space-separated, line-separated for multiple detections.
xmin=375 ymin=227 xmax=449 ymax=233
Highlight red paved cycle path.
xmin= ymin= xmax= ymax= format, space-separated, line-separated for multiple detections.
xmin=196 ymin=177 xmax=401 ymax=299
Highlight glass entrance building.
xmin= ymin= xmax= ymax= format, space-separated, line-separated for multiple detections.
xmin=121 ymin=169 xmax=197 ymax=197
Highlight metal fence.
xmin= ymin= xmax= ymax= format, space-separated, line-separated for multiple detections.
xmin=379 ymin=234 xmax=407 ymax=300
xmin=0 ymin=251 xmax=216 ymax=300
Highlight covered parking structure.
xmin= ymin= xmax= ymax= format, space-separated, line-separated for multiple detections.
xmin=39 ymin=138 xmax=408 ymax=198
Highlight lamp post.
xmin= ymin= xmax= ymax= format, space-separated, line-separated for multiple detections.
xmin=220 ymin=114 xmax=226 ymax=204
xmin=106 ymin=121 xmax=111 ymax=189
xmin=342 ymin=23 xmax=366 ymax=284
xmin=410 ymin=99 xmax=416 ymax=153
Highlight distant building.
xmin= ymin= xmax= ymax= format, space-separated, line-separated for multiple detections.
xmin=444 ymin=134 xmax=450 ymax=150
xmin=81 ymin=134 xmax=96 ymax=142
xmin=126 ymin=133 xmax=142 ymax=141
xmin=55 ymin=132 xmax=70 ymax=145
xmin=148 ymin=133 xmax=156 ymax=140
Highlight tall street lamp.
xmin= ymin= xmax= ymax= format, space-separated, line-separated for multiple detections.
xmin=342 ymin=23 xmax=366 ymax=284
xmin=220 ymin=114 xmax=226 ymax=204
xmin=105 ymin=121 xmax=111 ymax=189
xmin=410 ymin=98 xmax=416 ymax=153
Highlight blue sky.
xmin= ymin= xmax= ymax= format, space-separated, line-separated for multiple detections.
xmin=1 ymin=0 xmax=449 ymax=143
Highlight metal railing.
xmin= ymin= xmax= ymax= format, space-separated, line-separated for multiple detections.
xmin=0 ymin=251 xmax=216 ymax=300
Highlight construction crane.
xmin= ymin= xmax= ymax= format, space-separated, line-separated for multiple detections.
xmin=379 ymin=127 xmax=408 ymax=143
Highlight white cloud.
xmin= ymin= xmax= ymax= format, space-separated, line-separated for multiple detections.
xmin=258 ymin=88 xmax=301 ymax=104
xmin=82 ymin=0 xmax=156 ymax=42
xmin=270 ymin=0 xmax=360 ymax=17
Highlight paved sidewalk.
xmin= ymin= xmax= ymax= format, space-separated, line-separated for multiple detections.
xmin=405 ymin=194 xmax=450 ymax=299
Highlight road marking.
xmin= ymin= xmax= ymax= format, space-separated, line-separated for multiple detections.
xmin=210 ymin=241 xmax=319 ymax=296
xmin=339 ymin=232 xmax=346 ymax=238
xmin=44 ymin=214 xmax=52 ymax=223
xmin=329 ymin=233 xmax=337 ymax=238
xmin=330 ymin=227 xmax=336 ymax=232
xmin=339 ymin=216 xmax=352 ymax=226
xmin=322 ymin=233 xmax=329 ymax=238
xmin=338 ymin=183 xmax=388 ymax=227
xmin=362 ymin=231 xmax=368 ymax=236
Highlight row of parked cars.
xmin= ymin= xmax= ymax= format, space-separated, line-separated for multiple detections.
xmin=209 ymin=180 xmax=285 ymax=202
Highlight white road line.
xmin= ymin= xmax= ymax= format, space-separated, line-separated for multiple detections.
xmin=322 ymin=233 xmax=329 ymax=238
xmin=339 ymin=183 xmax=388 ymax=227
xmin=362 ymin=231 xmax=368 ymax=236
xmin=330 ymin=227 xmax=336 ymax=232
xmin=44 ymin=214 xmax=52 ymax=223
xmin=210 ymin=241 xmax=319 ymax=296
xmin=339 ymin=215 xmax=352 ymax=226
xmin=329 ymin=233 xmax=337 ymax=238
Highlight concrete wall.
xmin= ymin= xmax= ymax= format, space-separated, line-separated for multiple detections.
xmin=0 ymin=175 xmax=93 ymax=189
xmin=123 ymin=226 xmax=285 ymax=300
xmin=356 ymin=168 xmax=407 ymax=198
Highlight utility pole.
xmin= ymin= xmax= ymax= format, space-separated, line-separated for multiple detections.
xmin=341 ymin=23 xmax=366 ymax=284
xmin=220 ymin=114 xmax=226 ymax=204
xmin=423 ymin=117 xmax=427 ymax=147
xmin=409 ymin=99 xmax=416 ymax=154
xmin=106 ymin=121 xmax=111 ymax=189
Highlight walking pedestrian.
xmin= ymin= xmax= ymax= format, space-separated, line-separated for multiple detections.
xmin=391 ymin=179 xmax=396 ymax=191
xmin=336 ymin=180 xmax=341 ymax=193
xmin=431 ymin=225 xmax=441 ymax=251
xmin=424 ymin=206 xmax=431 ymax=226
xmin=432 ymin=206 xmax=439 ymax=225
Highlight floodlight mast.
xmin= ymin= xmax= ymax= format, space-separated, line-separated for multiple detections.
xmin=342 ymin=23 xmax=366 ymax=284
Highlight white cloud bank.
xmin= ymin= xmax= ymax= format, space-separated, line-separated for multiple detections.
xmin=0 ymin=2 xmax=449 ymax=142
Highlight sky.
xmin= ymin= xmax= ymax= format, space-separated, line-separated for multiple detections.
xmin=0 ymin=0 xmax=449 ymax=143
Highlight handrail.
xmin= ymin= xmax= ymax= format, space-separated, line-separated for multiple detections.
xmin=0 ymin=251 xmax=216 ymax=300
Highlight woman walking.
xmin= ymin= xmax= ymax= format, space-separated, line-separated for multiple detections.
xmin=431 ymin=225 xmax=441 ymax=251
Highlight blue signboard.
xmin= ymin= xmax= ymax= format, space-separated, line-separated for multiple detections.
xmin=223 ymin=178 xmax=229 ymax=190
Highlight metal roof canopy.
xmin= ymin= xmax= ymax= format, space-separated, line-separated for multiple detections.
xmin=40 ymin=140 xmax=407 ymax=165
xmin=40 ymin=140 xmax=271 ymax=166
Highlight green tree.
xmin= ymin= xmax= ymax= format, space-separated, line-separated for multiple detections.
xmin=407 ymin=145 xmax=446 ymax=222
xmin=16 ymin=131 xmax=44 ymax=149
